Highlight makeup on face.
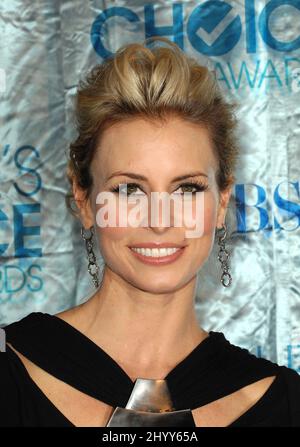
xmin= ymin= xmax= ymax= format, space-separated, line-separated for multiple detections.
xmin=127 ymin=242 xmax=187 ymax=266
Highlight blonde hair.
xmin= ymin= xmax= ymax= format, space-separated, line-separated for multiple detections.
xmin=66 ymin=36 xmax=239 ymax=216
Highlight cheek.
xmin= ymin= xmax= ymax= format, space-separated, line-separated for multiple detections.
xmin=96 ymin=226 xmax=132 ymax=267
xmin=98 ymin=226 xmax=129 ymax=242
xmin=95 ymin=203 xmax=136 ymax=254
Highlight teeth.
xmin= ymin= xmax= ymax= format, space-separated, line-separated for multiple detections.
xmin=130 ymin=247 xmax=180 ymax=257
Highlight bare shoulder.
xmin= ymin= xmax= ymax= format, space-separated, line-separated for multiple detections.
xmin=241 ymin=374 xmax=277 ymax=401
xmin=6 ymin=342 xmax=114 ymax=427
xmin=191 ymin=375 xmax=277 ymax=427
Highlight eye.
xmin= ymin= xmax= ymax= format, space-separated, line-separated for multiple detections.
xmin=173 ymin=181 xmax=209 ymax=194
xmin=110 ymin=182 xmax=145 ymax=196
xmin=110 ymin=181 xmax=209 ymax=196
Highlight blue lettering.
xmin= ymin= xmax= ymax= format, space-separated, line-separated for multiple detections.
xmin=0 ymin=208 xmax=9 ymax=256
xmin=14 ymin=145 xmax=42 ymax=197
xmin=90 ymin=2 xmax=300 ymax=57
xmin=258 ymin=59 xmax=283 ymax=88
xmin=4 ymin=265 xmax=26 ymax=293
xmin=215 ymin=61 xmax=232 ymax=89
xmin=259 ymin=0 xmax=300 ymax=52
xmin=187 ymin=1 xmax=242 ymax=56
xmin=13 ymin=204 xmax=42 ymax=258
xmin=235 ymin=184 xmax=269 ymax=232
xmin=144 ymin=3 xmax=184 ymax=49
xmin=274 ymin=181 xmax=300 ymax=230
xmin=91 ymin=7 xmax=140 ymax=58
xmin=27 ymin=264 xmax=43 ymax=292
xmin=228 ymin=60 xmax=261 ymax=88
xmin=245 ymin=0 xmax=257 ymax=53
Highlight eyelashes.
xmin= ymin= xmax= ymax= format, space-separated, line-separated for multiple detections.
xmin=109 ymin=181 xmax=209 ymax=196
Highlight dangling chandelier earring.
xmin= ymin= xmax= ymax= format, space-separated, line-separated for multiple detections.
xmin=216 ymin=222 xmax=232 ymax=287
xmin=80 ymin=225 xmax=100 ymax=288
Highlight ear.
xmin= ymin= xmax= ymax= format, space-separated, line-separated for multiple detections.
xmin=73 ymin=180 xmax=94 ymax=229
xmin=216 ymin=184 xmax=233 ymax=230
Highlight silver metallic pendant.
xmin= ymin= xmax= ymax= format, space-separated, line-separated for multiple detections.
xmin=106 ymin=378 xmax=196 ymax=427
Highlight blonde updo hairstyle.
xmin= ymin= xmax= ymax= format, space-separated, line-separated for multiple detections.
xmin=65 ymin=36 xmax=239 ymax=218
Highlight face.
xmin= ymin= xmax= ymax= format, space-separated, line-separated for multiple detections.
xmin=74 ymin=116 xmax=232 ymax=293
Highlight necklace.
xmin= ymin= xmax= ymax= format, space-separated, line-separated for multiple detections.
xmin=106 ymin=377 xmax=195 ymax=426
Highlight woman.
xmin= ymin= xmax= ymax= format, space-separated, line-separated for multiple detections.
xmin=1 ymin=36 xmax=300 ymax=427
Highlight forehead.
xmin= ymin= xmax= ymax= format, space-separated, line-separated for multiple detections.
xmin=91 ymin=116 xmax=218 ymax=180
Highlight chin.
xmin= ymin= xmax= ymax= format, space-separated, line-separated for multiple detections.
xmin=128 ymin=272 xmax=190 ymax=294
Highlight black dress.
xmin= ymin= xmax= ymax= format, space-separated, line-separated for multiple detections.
xmin=1 ymin=312 xmax=300 ymax=427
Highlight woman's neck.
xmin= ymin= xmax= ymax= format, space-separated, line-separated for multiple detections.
xmin=57 ymin=267 xmax=208 ymax=379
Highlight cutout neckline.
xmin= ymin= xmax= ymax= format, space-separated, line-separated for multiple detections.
xmin=7 ymin=343 xmax=281 ymax=428
xmin=5 ymin=311 xmax=283 ymax=426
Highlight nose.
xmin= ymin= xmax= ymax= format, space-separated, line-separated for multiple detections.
xmin=148 ymin=193 xmax=176 ymax=234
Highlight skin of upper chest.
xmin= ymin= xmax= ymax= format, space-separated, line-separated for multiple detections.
xmin=7 ymin=342 xmax=276 ymax=427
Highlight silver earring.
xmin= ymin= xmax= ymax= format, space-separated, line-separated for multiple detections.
xmin=216 ymin=222 xmax=232 ymax=287
xmin=80 ymin=225 xmax=100 ymax=288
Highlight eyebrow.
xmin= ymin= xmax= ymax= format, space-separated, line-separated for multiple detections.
xmin=105 ymin=171 xmax=208 ymax=183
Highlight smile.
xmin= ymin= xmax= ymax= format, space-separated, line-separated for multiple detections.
xmin=128 ymin=246 xmax=185 ymax=265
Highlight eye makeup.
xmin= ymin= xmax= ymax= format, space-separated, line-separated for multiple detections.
xmin=109 ymin=180 xmax=209 ymax=196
